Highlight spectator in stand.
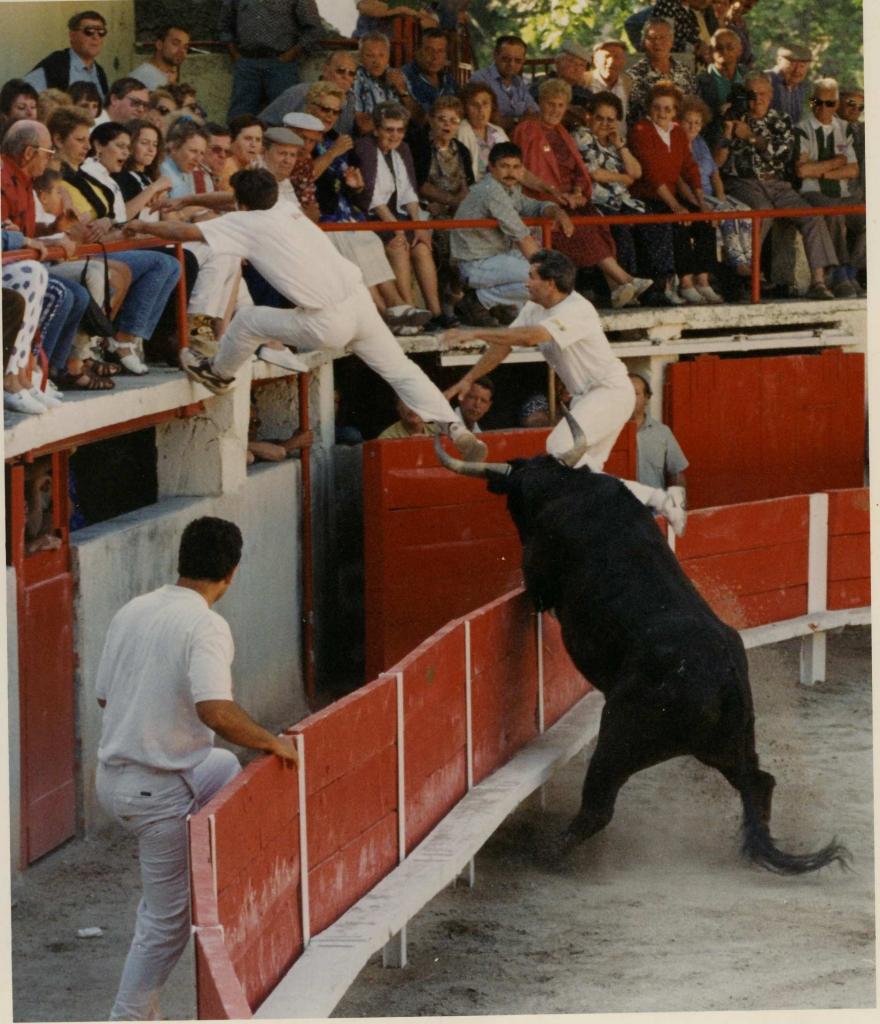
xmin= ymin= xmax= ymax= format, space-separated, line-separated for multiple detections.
xmin=280 ymin=112 xmax=324 ymax=218
xmin=470 ymin=36 xmax=539 ymax=132
xmin=36 ymin=88 xmax=72 ymax=125
xmin=411 ymin=96 xmax=473 ymax=314
xmin=651 ymin=0 xmax=717 ymax=64
xmin=456 ymin=80 xmax=509 ymax=182
xmin=218 ymin=114 xmax=264 ymax=189
xmin=574 ymin=91 xmax=661 ymax=286
xmin=160 ymin=119 xmax=212 ymax=198
xmin=513 ymin=79 xmax=652 ymax=308
xmin=49 ymin=107 xmax=182 ymax=373
xmin=717 ymin=0 xmax=757 ymax=65
xmin=354 ymin=0 xmax=438 ymax=38
xmin=197 ymin=123 xmax=233 ymax=193
xmin=307 ymin=85 xmax=432 ymax=333
xmin=629 ymin=370 xmax=688 ymax=490
xmin=838 ymin=86 xmax=865 ymax=200
xmin=168 ymin=83 xmax=205 ymax=124
xmin=0 ymin=80 xmax=39 ymax=130
xmin=453 ymin=376 xmax=494 ymax=432
xmin=627 ymin=18 xmax=696 ymax=127
xmin=402 ymin=29 xmax=458 ymax=115
xmin=765 ymin=45 xmax=812 ymax=123
xmin=260 ymin=51 xmax=358 ymax=137
xmin=353 ymin=102 xmax=453 ymax=330
xmin=112 ymin=120 xmax=172 ymax=221
xmin=1 ymin=243 xmax=52 ymax=414
xmin=378 ymin=397 xmax=439 ymax=438
xmin=795 ymin=79 xmax=865 ymax=298
xmin=92 ymin=77 xmax=151 ymax=130
xmin=219 ymin=0 xmax=324 ymax=120
xmin=451 ymin=141 xmax=574 ymax=326
xmin=247 ymin=394 xmax=312 ymax=463
xmin=679 ymin=94 xmax=752 ymax=285
xmin=129 ymin=25 xmax=191 ymax=90
xmin=716 ymin=71 xmax=838 ymax=300
xmin=25 ymin=9 xmax=110 ymax=100
xmin=69 ymin=81 xmax=103 ymax=120
xmin=587 ymin=39 xmax=632 ymax=129
xmin=529 ymin=42 xmax=594 ymax=110
xmin=696 ymin=27 xmax=746 ymax=120
xmin=628 ymin=81 xmax=721 ymax=304
xmin=353 ymin=31 xmax=422 ymax=135
xmin=145 ymin=88 xmax=179 ymax=134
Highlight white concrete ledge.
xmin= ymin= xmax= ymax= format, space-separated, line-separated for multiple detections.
xmin=740 ymin=607 xmax=871 ymax=649
xmin=255 ymin=690 xmax=605 ymax=1019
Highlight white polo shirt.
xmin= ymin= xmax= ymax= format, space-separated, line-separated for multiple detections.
xmin=199 ymin=200 xmax=363 ymax=309
xmin=96 ymin=585 xmax=234 ymax=772
xmin=511 ymin=290 xmax=629 ymax=397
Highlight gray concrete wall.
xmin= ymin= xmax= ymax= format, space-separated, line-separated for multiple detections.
xmin=71 ymin=461 xmax=305 ymax=832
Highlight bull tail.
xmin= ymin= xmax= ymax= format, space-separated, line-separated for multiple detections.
xmin=739 ymin=788 xmax=852 ymax=875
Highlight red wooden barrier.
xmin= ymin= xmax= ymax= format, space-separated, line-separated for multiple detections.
xmin=827 ymin=488 xmax=871 ymax=610
xmin=298 ymin=676 xmax=399 ymax=934
xmin=363 ymin=425 xmax=636 ymax=678
xmin=665 ymin=350 xmax=865 ymax=509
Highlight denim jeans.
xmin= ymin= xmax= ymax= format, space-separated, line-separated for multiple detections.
xmin=111 ymin=250 xmax=181 ymax=340
xmin=227 ymin=56 xmax=300 ymax=119
xmin=42 ymin=274 xmax=91 ymax=369
xmin=458 ymin=252 xmax=530 ymax=309
xmin=96 ymin=748 xmax=241 ymax=1021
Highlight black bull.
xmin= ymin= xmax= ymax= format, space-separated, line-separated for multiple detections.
xmin=435 ymin=429 xmax=850 ymax=875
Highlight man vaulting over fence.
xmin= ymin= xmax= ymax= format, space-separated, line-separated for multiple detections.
xmin=442 ymin=248 xmax=687 ymax=534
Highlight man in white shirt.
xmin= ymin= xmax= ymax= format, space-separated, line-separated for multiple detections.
xmin=442 ymin=249 xmax=686 ymax=534
xmin=454 ymin=377 xmax=494 ymax=433
xmin=126 ymin=168 xmax=487 ymax=461
xmin=129 ymin=25 xmax=191 ymax=90
xmin=95 ymin=516 xmax=298 ymax=1021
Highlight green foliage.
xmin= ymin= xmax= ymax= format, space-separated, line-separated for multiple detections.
xmin=466 ymin=0 xmax=863 ymax=87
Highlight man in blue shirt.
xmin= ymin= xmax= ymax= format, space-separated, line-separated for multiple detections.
xmin=470 ymin=35 xmax=539 ymax=132
xmin=402 ymin=29 xmax=457 ymax=114
xmin=25 ymin=9 xmax=110 ymax=99
xmin=765 ymin=44 xmax=812 ymax=123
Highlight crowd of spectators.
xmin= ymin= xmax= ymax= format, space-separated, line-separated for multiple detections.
xmin=0 ymin=2 xmax=866 ymax=421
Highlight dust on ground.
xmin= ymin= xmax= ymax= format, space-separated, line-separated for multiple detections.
xmin=11 ymin=628 xmax=874 ymax=1021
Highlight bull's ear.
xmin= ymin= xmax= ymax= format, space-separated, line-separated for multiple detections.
xmin=433 ymin=434 xmax=512 ymax=479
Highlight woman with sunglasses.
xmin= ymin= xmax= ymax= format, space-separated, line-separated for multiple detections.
xmin=48 ymin=108 xmax=181 ymax=374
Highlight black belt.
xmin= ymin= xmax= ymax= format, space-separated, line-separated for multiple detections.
xmin=238 ymin=45 xmax=287 ymax=59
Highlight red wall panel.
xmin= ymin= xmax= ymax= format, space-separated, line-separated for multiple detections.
xmin=195 ymin=928 xmax=253 ymax=1020
xmin=666 ymin=351 xmax=865 ymax=509
xmin=827 ymin=488 xmax=871 ymax=609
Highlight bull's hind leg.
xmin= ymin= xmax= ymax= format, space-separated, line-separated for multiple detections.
xmin=696 ymin=754 xmax=776 ymax=828
xmin=563 ymin=697 xmax=684 ymax=848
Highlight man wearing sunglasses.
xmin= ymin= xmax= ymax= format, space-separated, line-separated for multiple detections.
xmin=795 ymin=78 xmax=865 ymax=297
xmin=91 ymin=77 xmax=151 ymax=130
xmin=24 ymin=9 xmax=110 ymax=100
xmin=260 ymin=51 xmax=358 ymax=136
xmin=838 ymin=86 xmax=865 ymax=201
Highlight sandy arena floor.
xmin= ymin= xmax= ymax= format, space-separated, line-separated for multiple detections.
xmin=10 ymin=627 xmax=874 ymax=1021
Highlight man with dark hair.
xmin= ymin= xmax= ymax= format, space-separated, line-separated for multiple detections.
xmin=25 ymin=9 xmax=110 ymax=98
xmin=402 ymin=29 xmax=457 ymax=113
xmin=442 ymin=249 xmax=687 ymax=535
xmin=470 ymin=35 xmax=539 ymax=131
xmin=95 ymin=516 xmax=297 ymax=1021
xmin=452 ymin=141 xmax=574 ymax=325
xmin=454 ymin=376 xmax=494 ymax=432
xmin=92 ymin=76 xmax=151 ymax=129
xmin=126 ymin=168 xmax=489 ymax=462
xmin=129 ymin=24 xmax=191 ymax=90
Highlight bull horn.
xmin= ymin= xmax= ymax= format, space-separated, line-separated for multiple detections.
xmin=557 ymin=407 xmax=588 ymax=468
xmin=433 ymin=433 xmax=511 ymax=479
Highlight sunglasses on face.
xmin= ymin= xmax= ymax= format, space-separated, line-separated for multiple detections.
xmin=315 ymin=103 xmax=342 ymax=115
xmin=156 ymin=105 xmax=174 ymax=115
xmin=813 ymin=98 xmax=837 ymax=108
xmin=845 ymin=101 xmax=865 ymax=111
xmin=334 ymin=67 xmax=357 ymax=76
xmin=80 ymin=26 xmax=107 ymax=37
xmin=211 ymin=144 xmax=232 ymax=155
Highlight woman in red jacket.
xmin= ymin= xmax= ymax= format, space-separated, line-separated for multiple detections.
xmin=513 ymin=79 xmax=652 ymax=308
xmin=628 ymin=81 xmax=719 ymax=305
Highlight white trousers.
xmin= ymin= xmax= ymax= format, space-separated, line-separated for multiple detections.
xmin=213 ymin=284 xmax=458 ymax=424
xmin=546 ymin=379 xmax=665 ymax=507
xmin=2 ymin=260 xmax=47 ymax=372
xmin=96 ymin=748 xmax=241 ymax=1021
xmin=185 ymin=242 xmax=243 ymax=320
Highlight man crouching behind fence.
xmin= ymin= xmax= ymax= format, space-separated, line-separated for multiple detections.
xmin=95 ymin=516 xmax=298 ymax=1021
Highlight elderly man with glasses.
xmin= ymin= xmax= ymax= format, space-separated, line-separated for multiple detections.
xmin=260 ymin=51 xmax=359 ymax=136
xmin=91 ymin=77 xmax=151 ymax=130
xmin=25 ymin=8 xmax=110 ymax=99
xmin=765 ymin=43 xmax=812 ymax=122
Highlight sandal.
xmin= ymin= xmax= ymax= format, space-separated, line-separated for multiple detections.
xmin=53 ymin=370 xmax=116 ymax=391
xmin=83 ymin=358 xmax=122 ymax=378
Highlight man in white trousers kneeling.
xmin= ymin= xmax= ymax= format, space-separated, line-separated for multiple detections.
xmin=126 ymin=168 xmax=487 ymax=462
xmin=95 ymin=517 xmax=299 ymax=1020
xmin=442 ymin=248 xmax=687 ymax=535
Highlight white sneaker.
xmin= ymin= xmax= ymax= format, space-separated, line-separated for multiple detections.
xmin=256 ymin=345 xmax=310 ymax=373
xmin=661 ymin=485 xmax=687 ymax=537
xmin=5 ymin=389 xmax=47 ymax=415
xmin=696 ymin=284 xmax=724 ymax=304
xmin=611 ymin=282 xmax=636 ymax=308
xmin=630 ymin=277 xmax=654 ymax=304
xmin=447 ymin=421 xmax=488 ymax=462
xmin=679 ymin=286 xmax=707 ymax=305
xmin=30 ymin=386 xmax=63 ymax=409
xmin=664 ymin=285 xmax=687 ymax=306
